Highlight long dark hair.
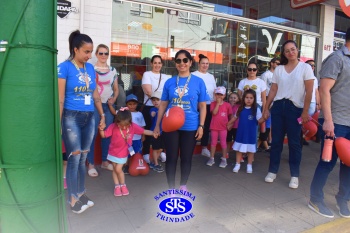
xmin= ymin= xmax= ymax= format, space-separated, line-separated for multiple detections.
xmin=236 ymin=89 xmax=257 ymax=118
xmin=151 ymin=55 xmax=163 ymax=63
xmin=280 ymin=40 xmax=298 ymax=65
xmin=115 ymin=109 xmax=132 ymax=125
xmin=68 ymin=30 xmax=93 ymax=60
xmin=198 ymin=54 xmax=208 ymax=63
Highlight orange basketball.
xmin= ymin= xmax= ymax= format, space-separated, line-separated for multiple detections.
xmin=312 ymin=111 xmax=319 ymax=123
xmin=302 ymin=120 xmax=317 ymax=138
xmin=335 ymin=137 xmax=350 ymax=167
xmin=162 ymin=106 xmax=185 ymax=132
xmin=129 ymin=153 xmax=149 ymax=176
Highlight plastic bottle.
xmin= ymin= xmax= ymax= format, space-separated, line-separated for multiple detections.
xmin=322 ymin=136 xmax=334 ymax=162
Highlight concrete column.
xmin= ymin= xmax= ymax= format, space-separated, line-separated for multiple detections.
xmin=317 ymin=4 xmax=335 ymax=70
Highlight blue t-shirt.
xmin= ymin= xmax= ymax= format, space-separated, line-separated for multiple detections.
xmin=150 ymin=107 xmax=162 ymax=132
xmin=58 ymin=60 xmax=96 ymax=111
xmin=161 ymin=74 xmax=209 ymax=131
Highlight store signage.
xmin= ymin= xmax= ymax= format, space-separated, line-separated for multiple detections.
xmin=262 ymin=29 xmax=283 ymax=55
xmin=57 ymin=0 xmax=78 ymax=19
xmin=236 ymin=23 xmax=249 ymax=63
xmin=339 ymin=0 xmax=350 ymax=17
xmin=290 ymin=0 xmax=325 ymax=9
xmin=324 ymin=44 xmax=332 ymax=51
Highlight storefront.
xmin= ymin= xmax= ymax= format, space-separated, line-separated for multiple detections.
xmin=57 ymin=0 xmax=348 ymax=98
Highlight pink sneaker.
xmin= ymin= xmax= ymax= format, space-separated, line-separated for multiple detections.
xmin=121 ymin=184 xmax=129 ymax=196
xmin=63 ymin=178 xmax=67 ymax=190
xmin=114 ymin=185 xmax=122 ymax=197
xmin=179 ymin=185 xmax=188 ymax=192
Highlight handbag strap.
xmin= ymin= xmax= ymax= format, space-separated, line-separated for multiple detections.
xmin=144 ymin=73 xmax=162 ymax=105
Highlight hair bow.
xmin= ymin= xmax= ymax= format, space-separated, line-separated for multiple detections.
xmin=120 ymin=107 xmax=129 ymax=111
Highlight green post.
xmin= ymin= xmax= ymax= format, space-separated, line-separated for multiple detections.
xmin=0 ymin=0 xmax=67 ymax=232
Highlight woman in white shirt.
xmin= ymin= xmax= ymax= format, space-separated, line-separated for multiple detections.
xmin=262 ymin=40 xmax=314 ymax=189
xmin=237 ymin=62 xmax=267 ymax=109
xmin=192 ymin=54 xmax=217 ymax=157
xmin=141 ymin=55 xmax=168 ymax=157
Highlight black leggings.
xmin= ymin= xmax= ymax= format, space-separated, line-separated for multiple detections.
xmin=141 ymin=105 xmax=153 ymax=155
xmin=163 ymin=130 xmax=197 ymax=188
xmin=200 ymin=104 xmax=211 ymax=147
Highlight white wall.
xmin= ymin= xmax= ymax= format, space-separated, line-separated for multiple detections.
xmin=57 ymin=0 xmax=113 ymax=64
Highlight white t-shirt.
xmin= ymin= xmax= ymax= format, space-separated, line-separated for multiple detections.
xmin=131 ymin=111 xmax=146 ymax=140
xmin=237 ymin=78 xmax=267 ymax=106
xmin=272 ymin=62 xmax=315 ymax=108
xmin=192 ymin=71 xmax=216 ymax=104
xmin=142 ymin=71 xmax=169 ymax=106
xmin=260 ymin=70 xmax=273 ymax=96
xmin=311 ymin=77 xmax=318 ymax=103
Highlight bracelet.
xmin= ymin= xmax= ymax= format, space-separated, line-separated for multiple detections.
xmin=198 ymin=125 xmax=204 ymax=129
xmin=100 ymin=113 xmax=105 ymax=117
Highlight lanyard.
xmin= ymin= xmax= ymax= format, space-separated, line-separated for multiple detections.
xmin=119 ymin=126 xmax=130 ymax=146
xmin=176 ymin=74 xmax=191 ymax=100
xmin=71 ymin=59 xmax=90 ymax=89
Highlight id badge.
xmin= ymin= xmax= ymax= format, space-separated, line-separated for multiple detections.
xmin=128 ymin=146 xmax=135 ymax=156
xmin=84 ymin=94 xmax=91 ymax=105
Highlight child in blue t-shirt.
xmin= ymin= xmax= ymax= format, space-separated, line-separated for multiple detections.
xmin=108 ymin=94 xmax=145 ymax=174
xmin=149 ymin=91 xmax=165 ymax=173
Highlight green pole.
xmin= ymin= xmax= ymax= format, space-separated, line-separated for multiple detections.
xmin=0 ymin=0 xmax=67 ymax=232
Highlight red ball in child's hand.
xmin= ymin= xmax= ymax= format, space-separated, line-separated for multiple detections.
xmin=129 ymin=153 xmax=149 ymax=176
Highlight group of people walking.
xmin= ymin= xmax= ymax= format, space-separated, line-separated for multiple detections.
xmin=59 ymin=27 xmax=350 ymax=219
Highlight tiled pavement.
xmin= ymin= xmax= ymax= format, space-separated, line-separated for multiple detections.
xmin=66 ymin=142 xmax=343 ymax=233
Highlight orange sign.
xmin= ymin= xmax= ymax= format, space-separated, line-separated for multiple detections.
xmin=111 ymin=42 xmax=141 ymax=57
xmin=290 ymin=0 xmax=325 ymax=9
xmin=339 ymin=0 xmax=350 ymax=17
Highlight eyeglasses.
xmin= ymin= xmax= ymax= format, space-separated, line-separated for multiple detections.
xmin=98 ymin=52 xmax=109 ymax=56
xmin=247 ymin=68 xmax=258 ymax=72
xmin=175 ymin=58 xmax=189 ymax=64
xmin=309 ymin=64 xmax=315 ymax=67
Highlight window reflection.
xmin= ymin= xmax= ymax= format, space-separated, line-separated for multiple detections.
xmin=111 ymin=1 xmax=317 ymax=98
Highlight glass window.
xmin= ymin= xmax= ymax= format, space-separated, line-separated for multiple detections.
xmin=334 ymin=10 xmax=350 ymax=39
xmin=111 ymin=1 xmax=317 ymax=98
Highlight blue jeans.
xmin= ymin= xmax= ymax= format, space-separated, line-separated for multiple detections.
xmin=268 ymin=99 xmax=303 ymax=177
xmin=310 ymin=119 xmax=350 ymax=204
xmin=87 ymin=103 xmax=114 ymax=164
xmin=62 ymin=109 xmax=95 ymax=202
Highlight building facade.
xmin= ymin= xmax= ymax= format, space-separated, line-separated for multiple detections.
xmin=57 ymin=0 xmax=350 ymax=101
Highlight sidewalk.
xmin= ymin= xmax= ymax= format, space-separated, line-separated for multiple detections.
xmin=66 ymin=142 xmax=345 ymax=233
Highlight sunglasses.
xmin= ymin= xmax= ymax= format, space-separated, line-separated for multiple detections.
xmin=98 ymin=52 xmax=109 ymax=56
xmin=175 ymin=58 xmax=189 ymax=64
xmin=274 ymin=62 xmax=280 ymax=65
xmin=247 ymin=68 xmax=258 ymax=72
xmin=309 ymin=64 xmax=315 ymax=67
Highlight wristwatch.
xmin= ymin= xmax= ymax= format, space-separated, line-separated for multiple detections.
xmin=198 ymin=125 xmax=204 ymax=129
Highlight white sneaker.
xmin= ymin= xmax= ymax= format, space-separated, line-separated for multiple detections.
xmin=233 ymin=164 xmax=240 ymax=173
xmin=201 ymin=148 xmax=211 ymax=157
xmin=289 ymin=177 xmax=299 ymax=189
xmin=219 ymin=158 xmax=227 ymax=168
xmin=206 ymin=158 xmax=215 ymax=166
xmin=143 ymin=154 xmax=150 ymax=163
xmin=265 ymin=172 xmax=277 ymax=183
xmin=160 ymin=152 xmax=166 ymax=162
xmin=247 ymin=164 xmax=253 ymax=173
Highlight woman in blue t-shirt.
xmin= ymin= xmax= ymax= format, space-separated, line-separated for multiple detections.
xmin=58 ymin=30 xmax=105 ymax=214
xmin=154 ymin=50 xmax=209 ymax=191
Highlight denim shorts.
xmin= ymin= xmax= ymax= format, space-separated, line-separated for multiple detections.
xmin=107 ymin=154 xmax=127 ymax=164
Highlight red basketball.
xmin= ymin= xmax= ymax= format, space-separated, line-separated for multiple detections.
xmin=302 ymin=120 xmax=317 ymax=138
xmin=162 ymin=106 xmax=185 ymax=132
xmin=335 ymin=137 xmax=350 ymax=167
xmin=129 ymin=153 xmax=149 ymax=176
xmin=312 ymin=111 xmax=319 ymax=123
